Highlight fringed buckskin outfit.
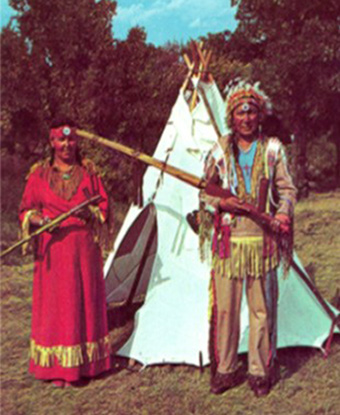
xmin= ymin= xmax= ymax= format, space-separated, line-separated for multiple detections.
xmin=19 ymin=158 xmax=111 ymax=382
xmin=199 ymin=134 xmax=297 ymax=380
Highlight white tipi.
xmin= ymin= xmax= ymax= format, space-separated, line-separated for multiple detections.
xmin=104 ymin=48 xmax=339 ymax=367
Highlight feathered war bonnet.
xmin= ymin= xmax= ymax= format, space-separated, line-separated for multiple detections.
xmin=224 ymin=79 xmax=273 ymax=129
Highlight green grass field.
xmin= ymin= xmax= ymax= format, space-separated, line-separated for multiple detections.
xmin=1 ymin=192 xmax=340 ymax=415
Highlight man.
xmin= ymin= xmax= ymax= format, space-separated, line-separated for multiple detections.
xmin=199 ymin=80 xmax=297 ymax=397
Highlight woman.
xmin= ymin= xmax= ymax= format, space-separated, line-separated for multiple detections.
xmin=20 ymin=120 xmax=111 ymax=387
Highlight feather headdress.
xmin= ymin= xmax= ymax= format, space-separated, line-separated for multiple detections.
xmin=224 ymin=79 xmax=272 ymax=128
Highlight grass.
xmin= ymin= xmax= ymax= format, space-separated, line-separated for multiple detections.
xmin=1 ymin=191 xmax=340 ymax=415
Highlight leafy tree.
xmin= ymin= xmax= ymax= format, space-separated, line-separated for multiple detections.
xmin=0 ymin=26 xmax=49 ymax=156
xmin=1 ymin=2 xmax=184 ymax=208
xmin=15 ymin=0 xmax=116 ymax=122
xmin=1 ymin=0 xmax=117 ymax=157
xmin=230 ymin=0 xmax=340 ymax=194
xmin=89 ymin=27 xmax=184 ymax=204
xmin=195 ymin=32 xmax=253 ymax=92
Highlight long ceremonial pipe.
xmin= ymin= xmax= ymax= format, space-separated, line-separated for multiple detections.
xmin=1 ymin=195 xmax=102 ymax=258
xmin=75 ymin=129 xmax=340 ymax=329
xmin=75 ymin=129 xmax=285 ymax=234
xmin=76 ymin=129 xmax=205 ymax=189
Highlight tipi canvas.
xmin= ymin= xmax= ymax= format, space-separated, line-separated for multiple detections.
xmin=104 ymin=84 xmax=339 ymax=367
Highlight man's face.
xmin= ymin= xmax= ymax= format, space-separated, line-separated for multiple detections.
xmin=50 ymin=133 xmax=78 ymax=163
xmin=232 ymin=102 xmax=260 ymax=138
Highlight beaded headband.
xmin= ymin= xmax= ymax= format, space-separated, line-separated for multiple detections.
xmin=49 ymin=125 xmax=73 ymax=140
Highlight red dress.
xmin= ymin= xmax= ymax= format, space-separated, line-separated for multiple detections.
xmin=19 ymin=161 xmax=111 ymax=381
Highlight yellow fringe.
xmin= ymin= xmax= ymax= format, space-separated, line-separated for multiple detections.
xmin=21 ymin=209 xmax=39 ymax=255
xmin=198 ymin=208 xmax=214 ymax=262
xmin=212 ymin=236 xmax=278 ymax=279
xmin=25 ymin=160 xmax=47 ymax=179
xmin=30 ymin=335 xmax=111 ymax=368
xmin=208 ymin=278 xmax=214 ymax=320
xmin=88 ymin=205 xmax=105 ymax=224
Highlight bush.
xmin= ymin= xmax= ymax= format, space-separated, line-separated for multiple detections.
xmin=306 ymin=136 xmax=336 ymax=190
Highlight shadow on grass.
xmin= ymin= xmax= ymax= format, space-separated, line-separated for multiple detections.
xmin=106 ymin=297 xmax=340 ymax=386
xmin=271 ymin=347 xmax=315 ymax=388
xmin=275 ymin=334 xmax=340 ymax=385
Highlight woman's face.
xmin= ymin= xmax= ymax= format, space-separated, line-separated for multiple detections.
xmin=50 ymin=133 xmax=78 ymax=163
xmin=232 ymin=102 xmax=260 ymax=138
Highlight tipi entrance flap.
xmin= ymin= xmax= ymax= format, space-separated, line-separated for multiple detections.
xmin=105 ymin=204 xmax=157 ymax=304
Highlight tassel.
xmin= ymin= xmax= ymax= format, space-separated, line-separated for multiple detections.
xmin=198 ymin=208 xmax=214 ymax=262
xmin=30 ymin=336 xmax=111 ymax=368
xmin=21 ymin=210 xmax=39 ymax=255
xmin=212 ymin=236 xmax=279 ymax=279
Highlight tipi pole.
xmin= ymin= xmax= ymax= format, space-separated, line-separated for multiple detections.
xmin=181 ymin=58 xmax=195 ymax=93
xmin=198 ymin=85 xmax=223 ymax=139
xmin=190 ymin=58 xmax=205 ymax=111
xmin=183 ymin=43 xmax=222 ymax=140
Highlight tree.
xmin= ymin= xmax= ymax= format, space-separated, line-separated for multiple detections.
xmin=1 ymin=27 xmax=44 ymax=156
xmin=90 ymin=27 xmax=184 ymax=203
xmin=195 ymin=32 xmax=253 ymax=92
xmin=1 ymin=2 xmax=184 ymax=207
xmin=230 ymin=0 xmax=340 ymax=194
xmin=2 ymin=0 xmax=117 ymax=154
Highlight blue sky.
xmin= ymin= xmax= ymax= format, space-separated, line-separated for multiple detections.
xmin=1 ymin=0 xmax=237 ymax=46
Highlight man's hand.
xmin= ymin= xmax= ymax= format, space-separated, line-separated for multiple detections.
xmin=218 ymin=197 xmax=245 ymax=214
xmin=271 ymin=213 xmax=291 ymax=234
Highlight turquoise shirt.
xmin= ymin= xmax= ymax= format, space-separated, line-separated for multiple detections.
xmin=238 ymin=140 xmax=258 ymax=194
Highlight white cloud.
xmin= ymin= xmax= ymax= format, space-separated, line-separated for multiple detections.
xmin=189 ymin=17 xmax=201 ymax=29
xmin=116 ymin=4 xmax=144 ymax=24
xmin=114 ymin=0 xmax=237 ymax=44
xmin=116 ymin=0 xmax=236 ymax=25
xmin=116 ymin=2 xmax=166 ymax=24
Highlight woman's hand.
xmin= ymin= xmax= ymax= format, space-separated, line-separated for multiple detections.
xmin=29 ymin=213 xmax=51 ymax=227
xmin=74 ymin=207 xmax=92 ymax=221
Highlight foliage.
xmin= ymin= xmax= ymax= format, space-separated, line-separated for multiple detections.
xmin=1 ymin=3 xmax=340 ymax=411
xmin=0 ymin=152 xmax=31 ymax=263
xmin=1 ymin=0 xmax=339 ymax=222
xmin=92 ymin=27 xmax=184 ymax=203
xmin=306 ymin=135 xmax=337 ymax=191
xmin=228 ymin=0 xmax=340 ymax=195
xmin=1 ymin=1 xmax=184 ymax=206
xmin=199 ymin=33 xmax=253 ymax=93
xmin=1 ymin=27 xmax=45 ymax=157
